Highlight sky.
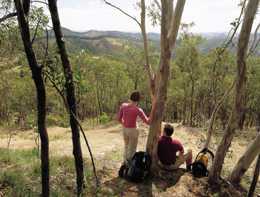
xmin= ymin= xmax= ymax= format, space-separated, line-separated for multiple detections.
xmin=42 ymin=0 xmax=259 ymax=33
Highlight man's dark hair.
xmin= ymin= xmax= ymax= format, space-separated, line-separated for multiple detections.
xmin=129 ymin=90 xmax=141 ymax=102
xmin=164 ymin=124 xmax=174 ymax=136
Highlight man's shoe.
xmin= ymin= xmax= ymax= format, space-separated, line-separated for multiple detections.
xmin=118 ymin=165 xmax=126 ymax=177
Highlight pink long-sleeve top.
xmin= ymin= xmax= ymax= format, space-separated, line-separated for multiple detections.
xmin=118 ymin=103 xmax=150 ymax=128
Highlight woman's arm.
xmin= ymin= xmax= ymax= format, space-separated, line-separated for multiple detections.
xmin=118 ymin=105 xmax=124 ymax=124
xmin=148 ymin=102 xmax=157 ymax=125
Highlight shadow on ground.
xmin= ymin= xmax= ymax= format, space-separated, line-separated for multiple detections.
xmin=100 ymin=164 xmax=189 ymax=197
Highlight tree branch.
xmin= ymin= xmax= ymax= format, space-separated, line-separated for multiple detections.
xmin=103 ymin=0 xmax=141 ymax=27
xmin=154 ymin=0 xmax=161 ymax=11
xmin=0 ymin=12 xmax=17 ymax=23
xmin=45 ymin=71 xmax=100 ymax=187
xmin=247 ymin=22 xmax=260 ymax=57
xmin=32 ymin=0 xmax=49 ymax=6
xmin=31 ymin=16 xmax=42 ymax=44
xmin=211 ymin=0 xmax=246 ymax=105
xmin=168 ymin=0 xmax=186 ymax=51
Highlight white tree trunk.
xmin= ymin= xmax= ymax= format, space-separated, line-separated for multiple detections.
xmin=208 ymin=0 xmax=259 ymax=184
xmin=229 ymin=133 xmax=260 ymax=183
xmin=146 ymin=0 xmax=186 ymax=171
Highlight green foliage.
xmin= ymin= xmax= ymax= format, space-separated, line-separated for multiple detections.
xmin=2 ymin=20 xmax=260 ymax=130
xmin=226 ymin=149 xmax=235 ymax=159
xmin=46 ymin=114 xmax=70 ymax=127
xmin=100 ymin=112 xmax=111 ymax=124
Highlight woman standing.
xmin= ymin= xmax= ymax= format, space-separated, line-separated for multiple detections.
xmin=118 ymin=90 xmax=156 ymax=176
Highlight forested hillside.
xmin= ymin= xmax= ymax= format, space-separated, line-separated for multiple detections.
xmin=47 ymin=27 xmax=260 ymax=57
xmin=1 ymin=27 xmax=260 ymax=133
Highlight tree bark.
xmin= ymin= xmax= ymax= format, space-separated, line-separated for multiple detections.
xmin=140 ymin=0 xmax=156 ymax=102
xmin=229 ymin=132 xmax=260 ymax=183
xmin=48 ymin=0 xmax=84 ymax=193
xmin=14 ymin=0 xmax=49 ymax=196
xmin=208 ymin=0 xmax=259 ymax=184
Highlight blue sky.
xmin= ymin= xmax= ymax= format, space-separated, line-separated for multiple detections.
xmin=41 ymin=0 xmax=259 ymax=33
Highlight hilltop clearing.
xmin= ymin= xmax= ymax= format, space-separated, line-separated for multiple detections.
xmin=0 ymin=122 xmax=258 ymax=196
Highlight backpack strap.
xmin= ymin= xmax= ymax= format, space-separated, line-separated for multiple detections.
xmin=205 ymin=149 xmax=214 ymax=162
xmin=144 ymin=153 xmax=152 ymax=169
xmin=202 ymin=148 xmax=214 ymax=162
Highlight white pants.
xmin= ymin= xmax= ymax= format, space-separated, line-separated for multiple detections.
xmin=122 ymin=126 xmax=139 ymax=166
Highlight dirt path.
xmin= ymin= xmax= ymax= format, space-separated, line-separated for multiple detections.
xmin=0 ymin=122 xmax=257 ymax=196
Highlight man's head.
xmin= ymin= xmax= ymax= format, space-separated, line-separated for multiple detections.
xmin=163 ymin=124 xmax=174 ymax=136
xmin=129 ymin=90 xmax=141 ymax=102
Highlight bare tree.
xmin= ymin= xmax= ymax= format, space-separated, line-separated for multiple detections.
xmin=47 ymin=0 xmax=84 ymax=194
xmin=14 ymin=0 xmax=49 ymax=195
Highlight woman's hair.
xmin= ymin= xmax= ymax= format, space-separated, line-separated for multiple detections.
xmin=164 ymin=124 xmax=174 ymax=136
xmin=129 ymin=90 xmax=141 ymax=102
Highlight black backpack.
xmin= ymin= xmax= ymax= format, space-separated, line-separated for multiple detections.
xmin=126 ymin=151 xmax=151 ymax=182
xmin=191 ymin=148 xmax=214 ymax=176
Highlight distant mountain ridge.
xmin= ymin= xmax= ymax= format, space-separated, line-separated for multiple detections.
xmin=46 ymin=27 xmax=260 ymax=57
xmin=48 ymin=27 xmax=238 ymax=41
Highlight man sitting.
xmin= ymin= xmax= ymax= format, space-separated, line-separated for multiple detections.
xmin=157 ymin=124 xmax=192 ymax=170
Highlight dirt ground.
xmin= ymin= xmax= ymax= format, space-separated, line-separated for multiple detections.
xmin=0 ymin=122 xmax=259 ymax=196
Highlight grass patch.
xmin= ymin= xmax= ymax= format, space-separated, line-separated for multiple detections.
xmin=105 ymin=152 xmax=122 ymax=160
xmin=0 ymin=148 xmax=103 ymax=196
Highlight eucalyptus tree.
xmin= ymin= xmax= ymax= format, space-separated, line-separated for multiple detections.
xmin=208 ymin=0 xmax=260 ymax=184
xmin=229 ymin=59 xmax=260 ymax=184
xmin=104 ymin=0 xmax=186 ymax=171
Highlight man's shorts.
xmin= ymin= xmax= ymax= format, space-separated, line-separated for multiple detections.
xmin=159 ymin=147 xmax=190 ymax=170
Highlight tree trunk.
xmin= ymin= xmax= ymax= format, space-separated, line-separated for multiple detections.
xmin=140 ymin=0 xmax=156 ymax=103
xmin=190 ymin=78 xmax=194 ymax=126
xmin=14 ymin=0 xmax=49 ymax=196
xmin=204 ymin=75 xmax=236 ymax=149
xmin=247 ymin=151 xmax=260 ymax=197
xmin=229 ymin=132 xmax=260 ymax=184
xmin=146 ymin=0 xmax=186 ymax=171
xmin=48 ymin=0 xmax=84 ymax=193
xmin=208 ymin=0 xmax=259 ymax=184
